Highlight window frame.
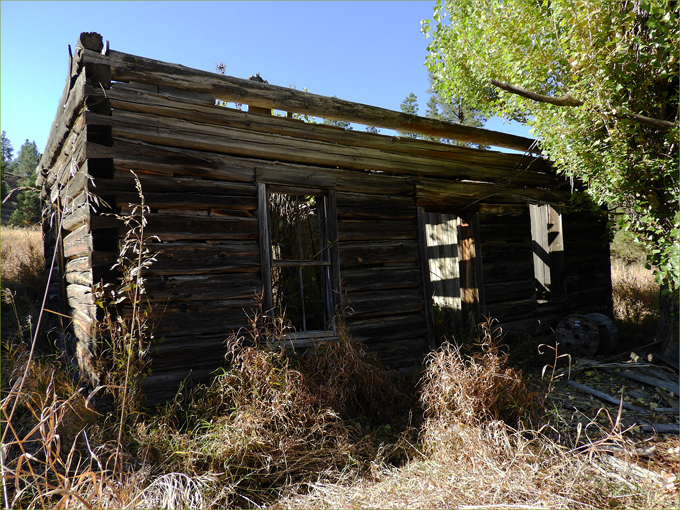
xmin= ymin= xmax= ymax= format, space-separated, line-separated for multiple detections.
xmin=257 ymin=183 xmax=341 ymax=339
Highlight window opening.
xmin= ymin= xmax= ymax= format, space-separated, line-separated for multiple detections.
xmin=265 ymin=190 xmax=336 ymax=332
xmin=530 ymin=204 xmax=566 ymax=304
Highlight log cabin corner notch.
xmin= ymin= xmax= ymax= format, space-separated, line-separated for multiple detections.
xmin=38 ymin=32 xmax=613 ymax=405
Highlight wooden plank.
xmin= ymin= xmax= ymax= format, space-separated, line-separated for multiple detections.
xmin=145 ymin=273 xmax=261 ymax=302
xmin=101 ymin=170 xmax=256 ymax=196
xmin=65 ymin=257 xmax=93 ymax=286
xmin=458 ymin=213 xmax=485 ymax=319
xmin=485 ymin=297 xmax=536 ymax=322
xmin=483 ymin=261 xmax=534 ymax=284
xmin=530 ymin=204 xmax=566 ymax=303
xmin=85 ymin=137 xmax=256 ymax=183
xmin=344 ymin=289 xmax=424 ymax=319
xmin=336 ymin=192 xmax=416 ymax=208
xmin=45 ymin=118 xmax=88 ymax=193
xmin=97 ymin=83 xmax=556 ymax=178
xmin=61 ymin=191 xmax=90 ymax=231
xmin=257 ymin=182 xmax=274 ymax=313
xmin=72 ymin=310 xmax=96 ymax=343
xmin=112 ymin=191 xmax=256 ymax=211
xmin=86 ymin=109 xmax=543 ymax=184
xmin=113 ymin=81 xmax=217 ymax=106
xmin=567 ymin=381 xmax=648 ymax=413
xmin=141 ymin=213 xmax=258 ymax=241
xmin=142 ymin=241 xmax=260 ymax=275
xmin=346 ymin=313 xmax=428 ymax=344
xmin=484 ymin=280 xmax=535 ymax=305
xmin=60 ymin=168 xmax=90 ymax=205
xmin=152 ymin=299 xmax=257 ymax=337
xmin=337 ymin=206 xmax=416 ymax=221
xmin=326 ymin=189 xmax=342 ymax=316
xmin=417 ymin=208 xmax=436 ymax=349
xmin=334 ymin=171 xmax=414 ymax=196
xmin=337 ymin=219 xmax=418 ymax=241
xmin=336 ymin=192 xmax=416 ymax=221
xmin=79 ymin=47 xmax=539 ymax=153
xmin=256 ymin=165 xmax=336 ymax=189
xmin=342 ymin=267 xmax=422 ymax=292
xmin=417 ymin=179 xmax=571 ymax=208
xmin=86 ymin=136 xmax=415 ymax=197
xmin=423 ymin=212 xmax=463 ymax=312
xmin=339 ymin=240 xmax=420 ymax=267
xmin=479 ymin=242 xmax=533 ymax=263
xmin=603 ymin=369 xmax=680 ymax=396
xmin=37 ymin=71 xmax=88 ymax=185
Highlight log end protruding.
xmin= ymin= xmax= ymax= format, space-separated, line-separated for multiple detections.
xmin=78 ymin=32 xmax=104 ymax=52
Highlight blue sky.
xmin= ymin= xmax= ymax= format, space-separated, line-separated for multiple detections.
xmin=1 ymin=1 xmax=530 ymax=155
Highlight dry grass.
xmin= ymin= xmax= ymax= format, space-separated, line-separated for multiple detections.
xmin=0 ymin=340 xmax=139 ymax=509
xmin=2 ymin=223 xmax=677 ymax=509
xmin=611 ymin=258 xmax=660 ymax=342
xmin=277 ymin=323 xmax=677 ymax=510
xmin=420 ymin=318 xmax=536 ymax=430
xmin=1 ymin=226 xmax=45 ymax=339
xmin=298 ymin=324 xmax=411 ymax=427
xmin=1 ymin=225 xmax=43 ymax=281
xmin=132 ymin=318 xmax=407 ymax=508
xmin=276 ymin=426 xmax=677 ymax=509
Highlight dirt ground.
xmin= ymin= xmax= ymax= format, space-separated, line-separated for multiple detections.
xmin=524 ymin=340 xmax=679 ymax=493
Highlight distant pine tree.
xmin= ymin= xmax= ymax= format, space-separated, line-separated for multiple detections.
xmin=398 ymin=92 xmax=419 ymax=138
xmin=9 ymin=139 xmax=42 ymax=226
xmin=399 ymin=78 xmax=488 ymax=147
xmin=424 ymin=75 xmax=488 ymax=148
xmin=1 ymin=131 xmax=14 ymax=199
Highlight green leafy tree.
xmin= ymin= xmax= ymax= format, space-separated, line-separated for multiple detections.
xmin=9 ymin=140 xmax=42 ymax=226
xmin=423 ymin=0 xmax=679 ymax=294
xmin=423 ymin=0 xmax=679 ymax=354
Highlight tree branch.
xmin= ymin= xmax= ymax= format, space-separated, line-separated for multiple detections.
xmin=617 ymin=110 xmax=676 ymax=130
xmin=490 ymin=79 xmax=583 ymax=107
xmin=491 ymin=79 xmax=677 ymax=130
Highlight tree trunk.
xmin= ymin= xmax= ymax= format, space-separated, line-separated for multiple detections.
xmin=657 ymin=286 xmax=679 ymax=362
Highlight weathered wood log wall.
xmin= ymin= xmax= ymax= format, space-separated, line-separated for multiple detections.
xmin=39 ymin=33 xmax=613 ymax=405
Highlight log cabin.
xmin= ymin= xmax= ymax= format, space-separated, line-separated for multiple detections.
xmin=38 ymin=33 xmax=613 ymax=405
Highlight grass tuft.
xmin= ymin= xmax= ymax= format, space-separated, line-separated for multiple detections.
xmin=420 ymin=317 xmax=536 ymax=433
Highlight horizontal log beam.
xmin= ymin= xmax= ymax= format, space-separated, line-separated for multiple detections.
xmin=77 ymin=46 xmax=540 ymax=153
xmin=94 ymin=83 xmax=550 ymax=172
xmin=85 ymin=109 xmax=554 ymax=186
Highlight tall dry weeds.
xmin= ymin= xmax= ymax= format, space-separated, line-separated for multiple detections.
xmin=0 ymin=339 xmax=134 ymax=509
xmin=420 ymin=317 xmax=536 ymax=433
xmin=298 ymin=323 xmax=410 ymax=427
xmin=277 ymin=318 xmax=675 ymax=510
xmin=136 ymin=331 xmax=377 ymax=507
